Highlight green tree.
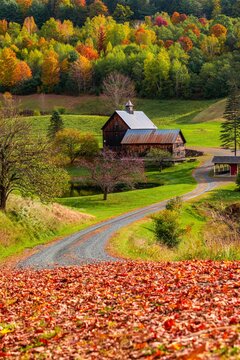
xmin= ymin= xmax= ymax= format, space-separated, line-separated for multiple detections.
xmin=146 ymin=148 xmax=172 ymax=171
xmin=152 ymin=210 xmax=185 ymax=248
xmin=77 ymin=133 xmax=99 ymax=159
xmin=220 ymin=85 xmax=240 ymax=156
xmin=113 ymin=4 xmax=133 ymax=23
xmin=144 ymin=49 xmax=170 ymax=96
xmin=0 ymin=95 xmax=69 ymax=211
xmin=48 ymin=110 xmax=64 ymax=139
xmin=54 ymin=128 xmax=83 ymax=164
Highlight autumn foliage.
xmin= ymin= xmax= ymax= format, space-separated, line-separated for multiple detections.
xmin=155 ymin=16 xmax=168 ymax=27
xmin=178 ymin=36 xmax=193 ymax=52
xmin=210 ymin=23 xmax=228 ymax=38
xmin=76 ymin=43 xmax=99 ymax=60
xmin=0 ymin=261 xmax=239 ymax=358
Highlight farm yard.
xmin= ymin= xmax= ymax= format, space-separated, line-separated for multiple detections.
xmin=19 ymin=95 xmax=223 ymax=147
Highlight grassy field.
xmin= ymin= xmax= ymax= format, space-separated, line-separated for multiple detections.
xmin=25 ymin=96 xmax=223 ymax=147
xmin=109 ymin=184 xmax=240 ymax=262
xmin=58 ymin=161 xmax=198 ymax=220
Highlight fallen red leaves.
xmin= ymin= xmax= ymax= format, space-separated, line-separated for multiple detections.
xmin=0 ymin=261 xmax=239 ymax=359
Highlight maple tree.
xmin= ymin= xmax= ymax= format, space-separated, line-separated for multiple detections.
xmin=23 ymin=16 xmax=38 ymax=34
xmin=0 ymin=20 xmax=8 ymax=35
xmin=76 ymin=43 xmax=99 ymax=60
xmin=155 ymin=16 xmax=168 ymax=27
xmin=210 ymin=23 xmax=228 ymax=38
xmin=70 ymin=55 xmax=92 ymax=93
xmin=178 ymin=36 xmax=193 ymax=52
xmin=41 ymin=50 xmax=60 ymax=90
xmin=0 ymin=261 xmax=239 ymax=358
xmin=184 ymin=23 xmax=200 ymax=37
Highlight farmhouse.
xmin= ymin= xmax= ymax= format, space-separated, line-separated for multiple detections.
xmin=102 ymin=101 xmax=186 ymax=159
xmin=212 ymin=156 xmax=240 ymax=176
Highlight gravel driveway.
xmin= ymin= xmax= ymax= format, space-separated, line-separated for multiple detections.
xmin=18 ymin=149 xmax=233 ymax=269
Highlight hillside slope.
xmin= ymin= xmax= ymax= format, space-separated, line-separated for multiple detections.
xmin=0 ymin=196 xmax=93 ymax=261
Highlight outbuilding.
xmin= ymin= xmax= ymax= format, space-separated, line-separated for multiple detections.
xmin=212 ymin=156 xmax=240 ymax=176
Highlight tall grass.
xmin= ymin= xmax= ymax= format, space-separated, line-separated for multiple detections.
xmin=0 ymin=196 xmax=93 ymax=261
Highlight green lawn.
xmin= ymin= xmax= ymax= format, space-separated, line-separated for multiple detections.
xmin=109 ymin=184 xmax=240 ymax=262
xmin=18 ymin=95 xmax=224 ymax=147
xmin=58 ymin=161 xmax=198 ymax=220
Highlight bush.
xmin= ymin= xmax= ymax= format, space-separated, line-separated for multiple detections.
xmin=166 ymin=197 xmax=183 ymax=212
xmin=33 ymin=109 xmax=41 ymax=116
xmin=152 ymin=210 xmax=185 ymax=248
xmin=236 ymin=173 xmax=240 ymax=190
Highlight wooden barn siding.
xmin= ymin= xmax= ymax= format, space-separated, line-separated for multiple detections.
xmin=121 ymin=144 xmax=185 ymax=158
xmin=103 ymin=114 xmax=129 ymax=148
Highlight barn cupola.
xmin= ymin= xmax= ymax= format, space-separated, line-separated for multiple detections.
xmin=125 ymin=100 xmax=134 ymax=114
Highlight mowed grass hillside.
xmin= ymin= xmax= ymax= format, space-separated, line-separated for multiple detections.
xmin=19 ymin=95 xmax=224 ymax=147
xmin=109 ymin=184 xmax=240 ymax=262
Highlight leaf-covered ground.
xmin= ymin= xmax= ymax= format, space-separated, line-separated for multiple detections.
xmin=0 ymin=261 xmax=239 ymax=359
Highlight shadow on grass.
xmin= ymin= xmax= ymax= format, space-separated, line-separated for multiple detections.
xmin=206 ymin=187 xmax=240 ymax=202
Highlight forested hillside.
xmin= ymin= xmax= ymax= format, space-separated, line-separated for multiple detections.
xmin=0 ymin=0 xmax=240 ymax=98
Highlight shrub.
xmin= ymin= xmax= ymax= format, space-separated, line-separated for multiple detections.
xmin=236 ymin=173 xmax=240 ymax=190
xmin=33 ymin=109 xmax=41 ymax=116
xmin=166 ymin=197 xmax=183 ymax=212
xmin=152 ymin=210 xmax=185 ymax=248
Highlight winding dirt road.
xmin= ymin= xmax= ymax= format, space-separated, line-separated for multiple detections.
xmin=18 ymin=148 xmax=233 ymax=269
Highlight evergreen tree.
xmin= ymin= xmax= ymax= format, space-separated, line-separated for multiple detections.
xmin=220 ymin=85 xmax=240 ymax=156
xmin=48 ymin=110 xmax=64 ymax=139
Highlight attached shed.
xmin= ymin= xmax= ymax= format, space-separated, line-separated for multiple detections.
xmin=212 ymin=156 xmax=240 ymax=176
xmin=121 ymin=129 xmax=186 ymax=158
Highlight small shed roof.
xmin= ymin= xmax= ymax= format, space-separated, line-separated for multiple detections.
xmin=121 ymin=129 xmax=185 ymax=145
xmin=212 ymin=156 xmax=240 ymax=164
xmin=115 ymin=111 xmax=157 ymax=130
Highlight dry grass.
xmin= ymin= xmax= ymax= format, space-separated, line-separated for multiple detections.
xmin=0 ymin=196 xmax=94 ymax=260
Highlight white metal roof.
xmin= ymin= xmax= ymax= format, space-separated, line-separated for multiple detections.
xmin=116 ymin=110 xmax=157 ymax=130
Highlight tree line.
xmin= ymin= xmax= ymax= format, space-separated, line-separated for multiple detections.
xmin=1 ymin=10 xmax=240 ymax=98
xmin=2 ymin=0 xmax=240 ymax=26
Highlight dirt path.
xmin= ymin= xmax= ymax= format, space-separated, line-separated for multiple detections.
xmin=17 ymin=149 xmax=233 ymax=269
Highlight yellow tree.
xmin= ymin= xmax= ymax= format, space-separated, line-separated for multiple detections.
xmin=41 ymin=50 xmax=60 ymax=91
xmin=0 ymin=48 xmax=19 ymax=87
xmin=70 ymin=55 xmax=92 ymax=93
xmin=23 ymin=17 xmax=38 ymax=34
xmin=0 ymin=20 xmax=8 ymax=35
xmin=201 ymin=35 xmax=220 ymax=58
xmin=15 ymin=61 xmax=32 ymax=83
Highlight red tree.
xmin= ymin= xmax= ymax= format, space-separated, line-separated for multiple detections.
xmin=178 ymin=36 xmax=193 ymax=52
xmin=155 ymin=16 xmax=168 ymax=27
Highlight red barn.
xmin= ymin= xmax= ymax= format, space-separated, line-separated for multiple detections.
xmin=102 ymin=101 xmax=186 ymax=159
